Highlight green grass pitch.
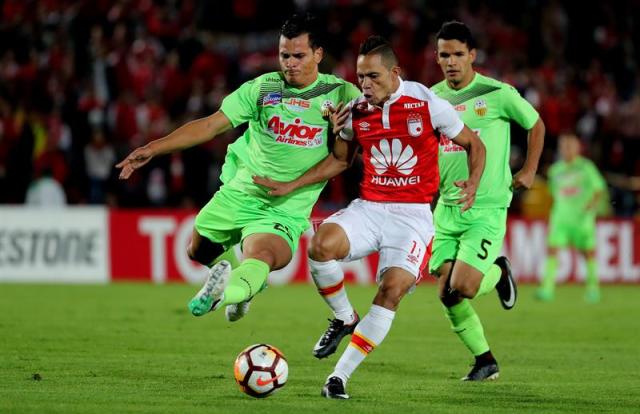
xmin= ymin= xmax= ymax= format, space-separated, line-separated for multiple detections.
xmin=1 ymin=283 xmax=639 ymax=413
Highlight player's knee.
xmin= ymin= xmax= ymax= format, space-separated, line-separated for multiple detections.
xmin=308 ymin=235 xmax=337 ymax=262
xmin=439 ymin=288 xmax=462 ymax=307
xmin=187 ymin=240 xmax=223 ymax=266
xmin=449 ymin=278 xmax=478 ymax=299
xmin=374 ymin=284 xmax=405 ymax=309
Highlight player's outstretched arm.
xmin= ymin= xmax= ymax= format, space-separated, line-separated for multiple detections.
xmin=451 ymin=125 xmax=486 ymax=211
xmin=253 ymin=137 xmax=359 ymax=196
xmin=512 ymin=117 xmax=545 ymax=190
xmin=116 ymin=111 xmax=232 ymax=180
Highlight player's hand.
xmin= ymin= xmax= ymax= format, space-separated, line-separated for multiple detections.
xmin=512 ymin=169 xmax=535 ymax=191
xmin=454 ymin=179 xmax=478 ymax=212
xmin=330 ymin=103 xmax=350 ymax=136
xmin=252 ymin=175 xmax=296 ymax=196
xmin=116 ymin=145 xmax=155 ymax=180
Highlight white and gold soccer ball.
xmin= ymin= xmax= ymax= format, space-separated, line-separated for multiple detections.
xmin=233 ymin=344 xmax=288 ymax=398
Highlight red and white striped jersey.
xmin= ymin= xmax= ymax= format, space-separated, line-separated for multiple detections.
xmin=340 ymin=79 xmax=463 ymax=203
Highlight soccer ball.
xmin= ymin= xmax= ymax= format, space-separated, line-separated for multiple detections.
xmin=233 ymin=344 xmax=288 ymax=398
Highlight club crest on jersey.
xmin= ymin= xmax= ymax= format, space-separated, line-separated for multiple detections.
xmin=263 ymin=92 xmax=282 ymax=106
xmin=474 ymin=99 xmax=488 ymax=116
xmin=407 ymin=113 xmax=424 ymax=137
xmin=321 ymin=100 xmax=334 ymax=117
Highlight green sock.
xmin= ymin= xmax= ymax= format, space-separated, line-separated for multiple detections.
xmin=541 ymin=255 xmax=558 ymax=293
xmin=474 ymin=264 xmax=501 ymax=298
xmin=210 ymin=247 xmax=241 ymax=269
xmin=444 ymin=300 xmax=490 ymax=356
xmin=220 ymin=258 xmax=270 ymax=306
xmin=585 ymin=258 xmax=599 ymax=291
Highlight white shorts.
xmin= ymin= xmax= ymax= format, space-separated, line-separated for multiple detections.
xmin=323 ymin=198 xmax=434 ymax=282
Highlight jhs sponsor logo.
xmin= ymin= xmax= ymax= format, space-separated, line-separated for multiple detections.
xmin=267 ymin=116 xmax=324 ymax=147
xmin=284 ymin=98 xmax=310 ymax=111
xmin=404 ymin=102 xmax=425 ymax=109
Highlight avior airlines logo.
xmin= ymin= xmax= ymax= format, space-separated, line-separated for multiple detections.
xmin=267 ymin=116 xmax=324 ymax=147
xmin=370 ymin=139 xmax=420 ymax=187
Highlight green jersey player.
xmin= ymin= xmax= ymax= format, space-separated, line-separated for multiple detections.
xmin=428 ymin=21 xmax=546 ymax=381
xmin=116 ymin=14 xmax=360 ymax=321
xmin=537 ymin=133 xmax=606 ymax=303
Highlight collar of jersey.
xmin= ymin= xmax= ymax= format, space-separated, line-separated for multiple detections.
xmin=368 ymin=77 xmax=405 ymax=110
xmin=285 ymin=73 xmax=321 ymax=93
xmin=446 ymin=71 xmax=480 ymax=94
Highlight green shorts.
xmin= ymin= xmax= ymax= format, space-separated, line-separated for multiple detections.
xmin=428 ymin=204 xmax=507 ymax=275
xmin=194 ymin=187 xmax=309 ymax=254
xmin=548 ymin=214 xmax=596 ymax=251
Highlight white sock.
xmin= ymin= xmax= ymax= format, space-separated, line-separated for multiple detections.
xmin=331 ymin=304 xmax=395 ymax=383
xmin=309 ymin=258 xmax=356 ymax=324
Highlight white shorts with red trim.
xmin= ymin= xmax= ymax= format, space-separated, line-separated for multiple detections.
xmin=323 ymin=198 xmax=434 ymax=283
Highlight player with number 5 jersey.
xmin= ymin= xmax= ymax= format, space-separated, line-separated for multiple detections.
xmin=428 ymin=21 xmax=546 ymax=381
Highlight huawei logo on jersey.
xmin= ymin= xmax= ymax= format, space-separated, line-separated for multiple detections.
xmin=371 ymin=139 xmax=418 ymax=175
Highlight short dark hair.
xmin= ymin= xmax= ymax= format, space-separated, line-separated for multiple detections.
xmin=358 ymin=35 xmax=398 ymax=68
xmin=280 ymin=13 xmax=321 ymax=49
xmin=436 ymin=21 xmax=476 ymax=50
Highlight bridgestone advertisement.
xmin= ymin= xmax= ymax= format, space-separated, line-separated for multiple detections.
xmin=0 ymin=207 xmax=109 ymax=283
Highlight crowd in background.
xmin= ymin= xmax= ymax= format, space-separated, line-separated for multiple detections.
xmin=1 ymin=0 xmax=639 ymax=216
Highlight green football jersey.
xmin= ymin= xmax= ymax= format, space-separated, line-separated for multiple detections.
xmin=548 ymin=156 xmax=606 ymax=220
xmin=432 ymin=73 xmax=539 ymax=208
xmin=220 ymin=72 xmax=360 ymax=218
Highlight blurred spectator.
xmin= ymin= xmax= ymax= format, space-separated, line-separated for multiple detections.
xmin=84 ymin=128 xmax=115 ymax=204
xmin=25 ymin=167 xmax=67 ymax=207
xmin=0 ymin=0 xmax=637 ymax=214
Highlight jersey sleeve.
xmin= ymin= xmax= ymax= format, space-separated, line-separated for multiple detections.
xmin=338 ymin=100 xmax=355 ymax=141
xmin=220 ymin=78 xmax=260 ymax=128
xmin=586 ymin=161 xmax=606 ymax=192
xmin=429 ymin=94 xmax=464 ymax=138
xmin=500 ymin=85 xmax=539 ymax=129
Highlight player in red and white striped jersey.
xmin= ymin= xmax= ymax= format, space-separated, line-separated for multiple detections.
xmin=254 ymin=36 xmax=486 ymax=399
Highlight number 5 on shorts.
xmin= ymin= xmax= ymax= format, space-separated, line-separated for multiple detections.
xmin=478 ymin=238 xmax=492 ymax=260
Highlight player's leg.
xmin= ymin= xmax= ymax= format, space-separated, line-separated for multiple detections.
xmin=538 ymin=246 xmax=559 ymax=301
xmin=218 ymin=213 xmax=305 ymax=310
xmin=323 ymin=203 xmax=432 ymax=398
xmin=188 ymin=190 xmax=244 ymax=316
xmin=188 ymin=189 xmax=300 ymax=317
xmin=187 ymin=229 xmax=240 ymax=268
xmin=538 ymin=217 xmax=567 ymax=301
xmin=310 ymin=200 xmax=378 ymax=359
xmin=576 ymin=219 xmax=599 ymax=303
xmin=309 ymin=223 xmax=355 ymax=324
xmin=432 ymin=207 xmax=506 ymax=380
xmin=582 ymin=248 xmax=599 ymax=303
xmin=436 ymin=261 xmax=499 ymax=381
xmin=451 ymin=208 xmax=510 ymax=304
xmin=323 ymin=267 xmax=415 ymax=399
